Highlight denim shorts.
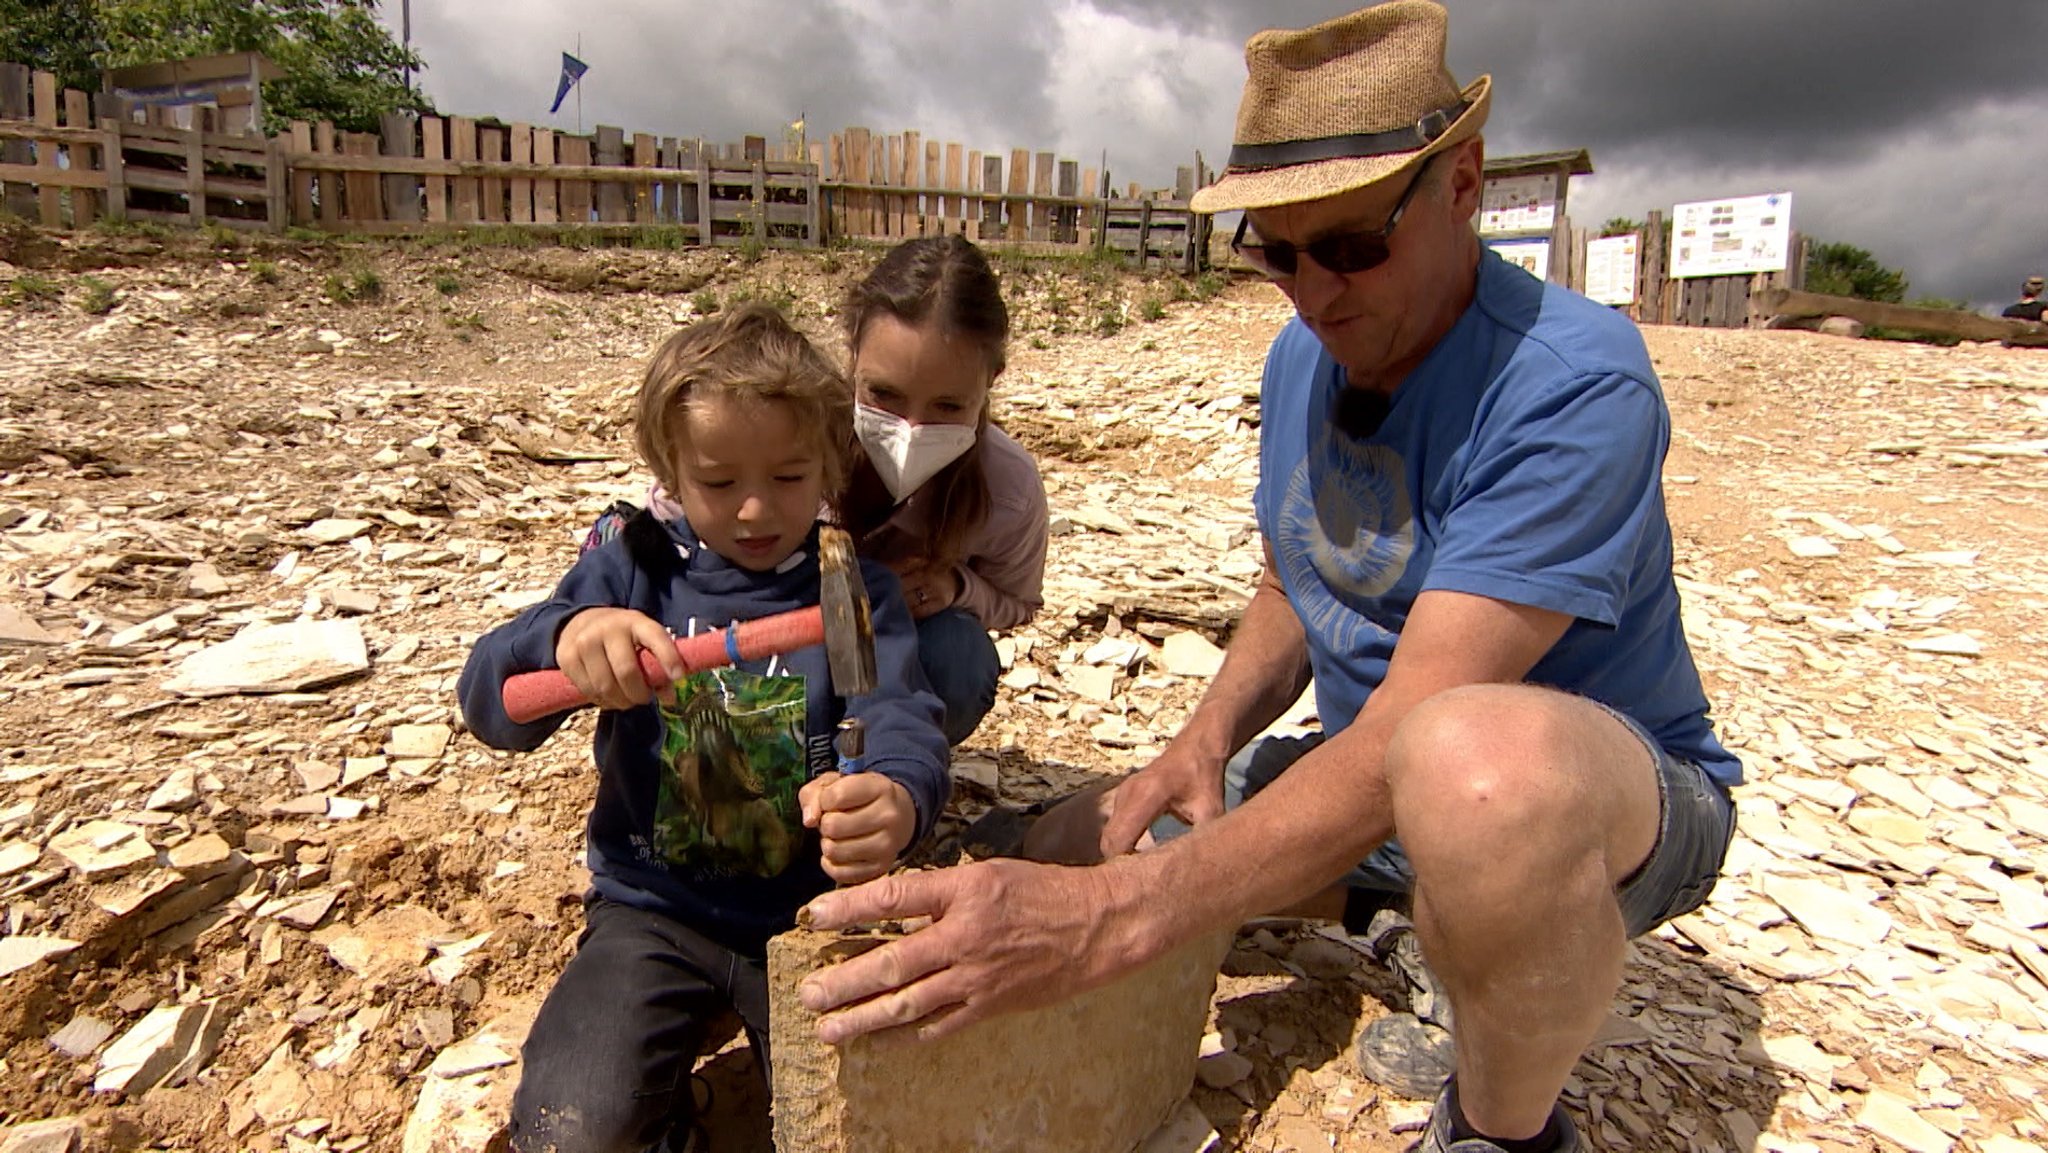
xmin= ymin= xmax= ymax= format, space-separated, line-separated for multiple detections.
xmin=1154 ymin=703 xmax=1737 ymax=939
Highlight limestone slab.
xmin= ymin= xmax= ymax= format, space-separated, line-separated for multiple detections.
xmin=769 ymin=927 xmax=1230 ymax=1153
xmin=165 ymin=619 xmax=370 ymax=697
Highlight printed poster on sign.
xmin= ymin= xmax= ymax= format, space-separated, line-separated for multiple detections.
xmin=1584 ymin=234 xmax=1639 ymax=306
xmin=1670 ymin=192 xmax=1793 ymax=279
xmin=1479 ymin=173 xmax=1558 ymax=236
xmin=1488 ymin=239 xmax=1550 ymax=283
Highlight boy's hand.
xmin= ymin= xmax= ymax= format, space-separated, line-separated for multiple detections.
xmin=799 ymin=772 xmax=917 ymax=884
xmin=555 ymin=608 xmax=686 ymax=711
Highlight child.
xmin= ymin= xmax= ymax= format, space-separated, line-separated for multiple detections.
xmin=457 ymin=303 xmax=949 ymax=1153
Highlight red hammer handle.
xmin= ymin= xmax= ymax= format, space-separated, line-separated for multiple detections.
xmin=500 ymin=608 xmax=828 ymax=724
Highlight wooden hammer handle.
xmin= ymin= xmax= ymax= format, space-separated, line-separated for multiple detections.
xmin=500 ymin=607 xmax=828 ymax=723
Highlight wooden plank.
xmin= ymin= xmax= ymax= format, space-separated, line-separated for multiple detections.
xmin=0 ymin=162 xmax=107 ymax=188
xmin=0 ymin=63 xmax=36 ymax=218
xmin=945 ymin=142 xmax=964 ymax=234
xmin=804 ymin=154 xmax=820 ymax=245
xmin=101 ymin=122 xmax=126 ymax=222
xmin=827 ymin=133 xmax=844 ymax=238
xmin=1080 ymin=166 xmax=1097 ymax=240
xmin=676 ymin=138 xmax=700 ymax=231
xmin=709 ymin=201 xmax=815 ymax=227
xmin=844 ymin=128 xmax=869 ymax=239
xmin=185 ymin=126 xmax=206 ymax=225
xmin=1030 ymin=151 xmax=1053 ymax=242
xmin=1136 ymin=199 xmax=1154 ymax=270
xmin=289 ymin=120 xmax=315 ymax=224
xmin=264 ymin=138 xmax=286 ymax=232
xmin=899 ymin=131 xmax=918 ymax=236
xmin=1006 ymin=149 xmax=1028 ymax=241
xmin=63 ymin=88 xmax=98 ymax=225
xmin=1639 ymin=210 xmax=1665 ymax=325
xmin=659 ymin=136 xmax=681 ymax=223
xmin=509 ymin=124 xmax=534 ymax=223
xmin=750 ymin=160 xmax=768 ymax=243
xmin=531 ymin=128 xmax=557 ymax=224
xmin=594 ymin=125 xmax=626 ymax=222
xmin=1057 ymin=159 xmax=1078 ymax=246
xmin=561 ymin=135 xmax=593 ymax=223
xmin=478 ymin=126 xmax=505 ymax=222
xmin=421 ymin=116 xmax=448 ymax=223
xmin=633 ymin=132 xmax=657 ymax=222
xmin=347 ymin=132 xmax=383 ymax=222
xmin=1092 ymin=168 xmax=1111 ymax=251
xmin=33 ymin=71 xmax=61 ymax=226
xmin=966 ymin=149 xmax=981 ymax=235
xmin=884 ymin=132 xmax=901 ymax=236
xmin=924 ymin=138 xmax=941 ymax=235
xmin=449 ymin=116 xmax=478 ymax=223
xmin=980 ymin=154 xmax=1003 ymax=241
xmin=380 ymin=111 xmax=420 ymax=222
xmin=695 ymin=146 xmax=713 ymax=244
xmin=869 ymin=134 xmax=887 ymax=237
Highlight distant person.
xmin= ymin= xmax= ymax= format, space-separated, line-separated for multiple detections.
xmin=462 ymin=305 xmax=949 ymax=1153
xmin=2002 ymin=275 xmax=2045 ymax=322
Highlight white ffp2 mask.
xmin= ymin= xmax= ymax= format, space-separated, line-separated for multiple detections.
xmin=854 ymin=404 xmax=978 ymax=502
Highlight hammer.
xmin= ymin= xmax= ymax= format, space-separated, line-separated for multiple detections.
xmin=500 ymin=527 xmax=878 ymax=723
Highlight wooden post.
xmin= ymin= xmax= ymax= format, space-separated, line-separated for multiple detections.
xmin=1135 ymin=199 xmax=1154 ymax=271
xmin=695 ymin=145 xmax=713 ymax=245
xmin=449 ymin=117 xmax=478 ymax=223
xmin=593 ymin=125 xmax=625 ymax=223
xmin=885 ymin=133 xmax=903 ymax=236
xmin=633 ymin=132 xmax=656 ymax=222
xmin=676 ymin=138 xmax=699 ymax=234
xmin=965 ymin=149 xmax=981 ymax=236
xmin=1092 ymin=168 xmax=1111 ymax=252
xmin=381 ymin=111 xmax=420 ymax=223
xmin=0 ymin=64 xmax=36 ymax=219
xmin=1057 ymin=160 xmax=1078 ymax=246
xmin=1030 ymin=151 xmax=1053 ymax=242
xmin=868 ymin=135 xmax=887 ymax=237
xmin=1640 ymin=210 xmax=1665 ymax=326
xmin=510 ymin=124 xmax=535 ymax=224
xmin=1079 ymin=166 xmax=1097 ymax=244
xmin=265 ymin=138 xmax=287 ymax=233
xmin=944 ymin=143 xmax=964 ymax=235
xmin=479 ymin=125 xmax=506 ymax=223
xmin=1006 ymin=149 xmax=1028 ymax=242
xmin=62 ymin=88 xmax=98 ymax=226
xmin=924 ymin=139 xmax=941 ymax=235
xmin=562 ymin=134 xmax=593 ymax=223
xmin=100 ymin=120 xmax=126 ymax=223
xmin=845 ymin=128 xmax=870 ymax=240
xmin=347 ymin=132 xmax=384 ymax=222
xmin=33 ymin=71 xmax=61 ymax=227
xmin=660 ymin=136 xmax=681 ymax=223
xmin=532 ymin=127 xmax=556 ymax=224
xmin=980 ymin=155 xmax=1003 ymax=242
xmin=289 ymin=120 xmax=315 ymax=225
xmin=185 ymin=126 xmax=207 ymax=226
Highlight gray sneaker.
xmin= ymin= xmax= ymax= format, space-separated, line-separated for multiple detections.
xmin=1354 ymin=1011 xmax=1455 ymax=1100
xmin=1412 ymin=1084 xmax=1582 ymax=1153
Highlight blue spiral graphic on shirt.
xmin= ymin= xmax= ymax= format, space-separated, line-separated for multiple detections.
xmin=1277 ymin=434 xmax=1414 ymax=654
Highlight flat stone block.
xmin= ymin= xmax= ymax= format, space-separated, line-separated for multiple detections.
xmin=769 ymin=927 xmax=1230 ymax=1153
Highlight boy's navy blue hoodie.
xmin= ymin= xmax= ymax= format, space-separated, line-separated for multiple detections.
xmin=458 ymin=510 xmax=949 ymax=955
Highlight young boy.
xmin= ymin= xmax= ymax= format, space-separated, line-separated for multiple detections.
xmin=457 ymin=304 xmax=949 ymax=1153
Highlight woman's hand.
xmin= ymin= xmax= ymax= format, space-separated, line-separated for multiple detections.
xmin=892 ymin=563 xmax=962 ymax=620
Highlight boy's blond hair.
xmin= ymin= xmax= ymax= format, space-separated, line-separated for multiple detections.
xmin=635 ymin=304 xmax=853 ymax=508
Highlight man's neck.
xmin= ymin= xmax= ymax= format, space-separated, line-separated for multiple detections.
xmin=1343 ymin=236 xmax=1481 ymax=396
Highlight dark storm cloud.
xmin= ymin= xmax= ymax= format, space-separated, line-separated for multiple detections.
xmin=396 ymin=0 xmax=2048 ymax=305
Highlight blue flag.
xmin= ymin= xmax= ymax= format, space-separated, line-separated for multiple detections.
xmin=549 ymin=52 xmax=589 ymax=115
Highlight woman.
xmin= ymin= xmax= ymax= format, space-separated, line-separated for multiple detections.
xmin=838 ymin=234 xmax=1049 ymax=745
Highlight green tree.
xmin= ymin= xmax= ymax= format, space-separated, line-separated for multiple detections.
xmin=1 ymin=0 xmax=428 ymax=134
xmin=1600 ymin=217 xmax=1642 ymax=238
xmin=1805 ymin=241 xmax=1909 ymax=303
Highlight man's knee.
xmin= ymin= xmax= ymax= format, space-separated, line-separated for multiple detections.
xmin=1385 ymin=685 xmax=1584 ymax=835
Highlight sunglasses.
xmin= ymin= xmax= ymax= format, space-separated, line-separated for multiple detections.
xmin=1231 ymin=157 xmax=1435 ymax=278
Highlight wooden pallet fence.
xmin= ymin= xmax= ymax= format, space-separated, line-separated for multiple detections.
xmin=818 ymin=126 xmax=1207 ymax=266
xmin=1 ymin=66 xmax=288 ymax=232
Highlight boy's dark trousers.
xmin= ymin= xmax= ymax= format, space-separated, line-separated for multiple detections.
xmin=509 ymin=895 xmax=771 ymax=1153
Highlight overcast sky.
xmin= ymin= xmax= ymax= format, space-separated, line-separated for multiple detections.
xmin=386 ymin=0 xmax=2048 ymax=309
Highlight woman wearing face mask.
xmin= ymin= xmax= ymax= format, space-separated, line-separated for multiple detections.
xmin=840 ymin=235 xmax=1049 ymax=746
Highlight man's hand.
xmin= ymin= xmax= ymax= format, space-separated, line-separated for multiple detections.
xmin=800 ymin=772 xmax=917 ymax=884
xmin=797 ymin=858 xmax=1145 ymax=1043
xmin=555 ymin=608 xmax=685 ymax=711
xmin=1097 ymin=740 xmax=1228 ymax=858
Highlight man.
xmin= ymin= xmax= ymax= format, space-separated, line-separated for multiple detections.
xmin=2002 ymin=275 xmax=2045 ymax=322
xmin=798 ymin=4 xmax=1740 ymax=1151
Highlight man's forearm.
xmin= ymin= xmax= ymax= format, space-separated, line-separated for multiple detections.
xmin=1175 ymin=578 xmax=1313 ymax=763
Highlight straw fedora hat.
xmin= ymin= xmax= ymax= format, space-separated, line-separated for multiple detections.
xmin=1190 ymin=0 xmax=1490 ymax=214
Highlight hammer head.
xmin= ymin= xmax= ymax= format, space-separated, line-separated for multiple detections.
xmin=817 ymin=527 xmax=878 ymax=698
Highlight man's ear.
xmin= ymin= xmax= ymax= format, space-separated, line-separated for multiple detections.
xmin=1447 ymin=138 xmax=1486 ymax=216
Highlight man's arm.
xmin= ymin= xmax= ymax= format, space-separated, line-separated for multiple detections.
xmin=798 ymin=587 xmax=1570 ymax=1042
xmin=1114 ymin=588 xmax=1571 ymax=953
xmin=1097 ymin=539 xmax=1311 ymax=852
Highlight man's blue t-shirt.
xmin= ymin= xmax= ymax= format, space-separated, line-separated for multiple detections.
xmin=1255 ymin=249 xmax=1740 ymax=789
